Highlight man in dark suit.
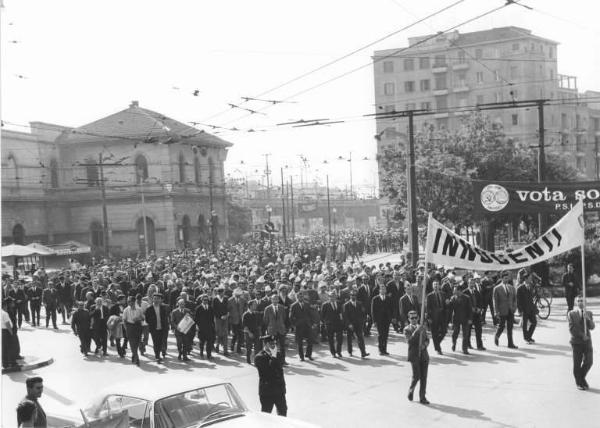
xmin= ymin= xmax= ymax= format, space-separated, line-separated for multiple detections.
xmin=426 ymin=281 xmax=447 ymax=355
xmin=195 ymin=294 xmax=215 ymax=360
xmin=289 ymin=291 xmax=314 ymax=361
xmin=144 ymin=293 xmax=170 ymax=362
xmin=343 ymin=290 xmax=369 ymax=358
xmin=562 ymin=263 xmax=580 ymax=312
xmin=242 ymin=300 xmax=261 ymax=364
xmin=399 ymin=286 xmax=419 ymax=333
xmin=254 ymin=335 xmax=287 ymax=416
xmin=517 ymin=271 xmax=538 ymax=344
xmin=227 ymin=289 xmax=247 ymax=354
xmin=71 ymin=301 xmax=91 ymax=355
xmin=42 ymin=283 xmax=59 ymax=329
xmin=568 ymin=295 xmax=595 ymax=390
xmin=371 ymin=284 xmax=394 ymax=355
xmin=90 ymin=297 xmax=109 ymax=356
xmin=321 ymin=292 xmax=344 ymax=358
xmin=27 ymin=281 xmax=43 ymax=327
xmin=480 ymin=272 xmax=496 ymax=325
xmin=404 ymin=310 xmax=430 ymax=404
xmin=464 ymin=278 xmax=486 ymax=350
xmin=356 ymin=276 xmax=372 ymax=336
xmin=493 ymin=271 xmax=518 ymax=349
xmin=212 ymin=286 xmax=229 ymax=356
xmin=448 ymin=284 xmax=472 ymax=354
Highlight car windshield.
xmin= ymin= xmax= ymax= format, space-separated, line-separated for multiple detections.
xmin=154 ymin=383 xmax=246 ymax=428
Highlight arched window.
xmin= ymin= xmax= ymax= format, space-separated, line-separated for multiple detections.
xmin=12 ymin=224 xmax=25 ymax=245
xmin=49 ymin=158 xmax=59 ymax=188
xmin=90 ymin=221 xmax=104 ymax=248
xmin=181 ymin=215 xmax=191 ymax=247
xmin=178 ymin=152 xmax=186 ymax=183
xmin=85 ymin=157 xmax=99 ymax=187
xmin=135 ymin=154 xmax=149 ymax=184
xmin=194 ymin=156 xmax=201 ymax=185
xmin=136 ymin=216 xmax=156 ymax=256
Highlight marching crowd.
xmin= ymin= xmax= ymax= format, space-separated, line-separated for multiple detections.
xmin=1 ymin=230 xmax=594 ymax=394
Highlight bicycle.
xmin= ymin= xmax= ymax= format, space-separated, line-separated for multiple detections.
xmin=533 ymin=282 xmax=552 ymax=320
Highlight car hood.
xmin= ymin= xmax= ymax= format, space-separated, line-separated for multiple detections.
xmin=203 ymin=411 xmax=318 ymax=427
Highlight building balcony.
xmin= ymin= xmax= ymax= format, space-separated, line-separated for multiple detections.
xmin=432 ymin=65 xmax=448 ymax=73
xmin=433 ymin=89 xmax=448 ymax=96
xmin=453 ymin=85 xmax=470 ymax=93
xmin=452 ymin=62 xmax=469 ymax=71
xmin=433 ymin=112 xmax=449 ymax=119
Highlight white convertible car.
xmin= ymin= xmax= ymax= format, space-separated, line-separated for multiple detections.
xmin=47 ymin=375 xmax=317 ymax=428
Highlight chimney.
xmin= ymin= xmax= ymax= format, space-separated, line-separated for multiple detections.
xmin=130 ymin=100 xmax=139 ymax=108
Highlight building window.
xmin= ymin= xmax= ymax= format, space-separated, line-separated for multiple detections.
xmin=404 ymin=81 xmax=415 ymax=92
xmin=405 ymin=103 xmax=416 ymax=110
xmin=384 ymin=82 xmax=395 ymax=96
xmin=550 ymin=69 xmax=554 ymax=80
xmin=475 ymin=48 xmax=483 ymax=59
xmin=434 ymin=75 xmax=447 ymax=90
xmin=576 ymin=135 xmax=584 ymax=152
xmin=383 ymin=61 xmax=394 ymax=73
xmin=561 ymin=113 xmax=568 ymax=129
xmin=457 ymin=94 xmax=468 ymax=107
xmin=419 ymin=57 xmax=430 ymax=69
xmin=549 ymin=46 xmax=554 ymax=59
xmin=510 ymin=66 xmax=519 ymax=79
xmin=49 ymin=158 xmax=59 ymax=189
xmin=419 ymin=79 xmax=430 ymax=91
xmin=576 ymin=156 xmax=585 ymax=172
xmin=384 ymin=104 xmax=395 ymax=113
xmin=594 ymin=117 xmax=600 ymax=131
xmin=476 ymin=95 xmax=484 ymax=105
xmin=12 ymin=224 xmax=25 ymax=245
xmin=85 ymin=158 xmax=99 ymax=187
xmin=403 ymin=58 xmax=414 ymax=71
xmin=433 ymin=55 xmax=446 ymax=67
xmin=90 ymin=221 xmax=104 ymax=248
xmin=436 ymin=96 xmax=447 ymax=110
xmin=476 ymin=71 xmax=484 ymax=83
xmin=512 ymin=114 xmax=519 ymax=126
xmin=178 ymin=152 xmax=186 ymax=183
xmin=194 ymin=156 xmax=201 ymax=185
xmin=135 ymin=154 xmax=148 ymax=184
xmin=208 ymin=157 xmax=216 ymax=185
xmin=512 ymin=43 xmax=519 ymax=51
xmin=421 ymin=102 xmax=431 ymax=111
xmin=457 ymin=50 xmax=466 ymax=64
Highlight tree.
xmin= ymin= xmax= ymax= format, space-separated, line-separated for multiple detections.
xmin=379 ymin=112 xmax=581 ymax=250
xmin=227 ymin=200 xmax=252 ymax=243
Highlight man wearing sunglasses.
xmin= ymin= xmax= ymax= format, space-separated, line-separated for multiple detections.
xmin=404 ymin=310 xmax=430 ymax=404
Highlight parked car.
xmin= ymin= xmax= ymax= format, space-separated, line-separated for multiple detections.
xmin=47 ymin=375 xmax=317 ymax=428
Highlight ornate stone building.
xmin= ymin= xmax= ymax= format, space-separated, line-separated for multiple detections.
xmin=1 ymin=101 xmax=233 ymax=257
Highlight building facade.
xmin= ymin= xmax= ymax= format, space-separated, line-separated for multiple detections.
xmin=1 ymin=101 xmax=233 ymax=257
xmin=373 ymin=26 xmax=600 ymax=185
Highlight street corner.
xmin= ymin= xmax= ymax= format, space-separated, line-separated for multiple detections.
xmin=2 ymin=356 xmax=54 ymax=374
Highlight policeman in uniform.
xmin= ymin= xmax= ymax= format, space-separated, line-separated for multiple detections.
xmin=254 ymin=335 xmax=287 ymax=416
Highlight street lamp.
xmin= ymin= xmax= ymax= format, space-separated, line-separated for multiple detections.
xmin=332 ymin=207 xmax=337 ymax=234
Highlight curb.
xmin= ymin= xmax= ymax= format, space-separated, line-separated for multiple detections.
xmin=2 ymin=357 xmax=54 ymax=374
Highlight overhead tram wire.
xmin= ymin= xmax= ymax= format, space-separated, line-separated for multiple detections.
xmin=212 ymin=0 xmax=527 ymax=128
xmin=197 ymin=0 xmax=468 ymax=123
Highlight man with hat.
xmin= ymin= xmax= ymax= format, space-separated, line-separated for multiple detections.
xmin=254 ymin=335 xmax=287 ymax=416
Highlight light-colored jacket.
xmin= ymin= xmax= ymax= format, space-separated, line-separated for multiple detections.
xmin=263 ymin=303 xmax=286 ymax=336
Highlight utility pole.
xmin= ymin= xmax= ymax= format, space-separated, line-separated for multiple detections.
xmin=349 ymin=151 xmax=353 ymax=200
xmin=407 ymin=112 xmax=419 ymax=267
xmin=290 ymin=176 xmax=295 ymax=239
xmin=138 ymin=169 xmax=149 ymax=258
xmin=263 ymin=153 xmax=271 ymax=200
xmin=327 ymin=175 xmax=332 ymax=243
xmin=98 ymin=152 xmax=110 ymax=258
xmin=537 ymin=100 xmax=547 ymax=234
xmin=280 ymin=167 xmax=287 ymax=244
xmin=209 ymin=166 xmax=216 ymax=254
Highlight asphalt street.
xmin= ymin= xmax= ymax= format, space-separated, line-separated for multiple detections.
xmin=2 ymin=262 xmax=598 ymax=427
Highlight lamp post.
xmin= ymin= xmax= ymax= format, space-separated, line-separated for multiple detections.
xmin=332 ymin=207 xmax=337 ymax=234
xmin=266 ymin=205 xmax=273 ymax=249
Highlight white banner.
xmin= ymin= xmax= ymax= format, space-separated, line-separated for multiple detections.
xmin=425 ymin=200 xmax=584 ymax=271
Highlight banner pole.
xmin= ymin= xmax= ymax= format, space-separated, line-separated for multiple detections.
xmin=581 ymin=223 xmax=587 ymax=336
xmin=420 ymin=212 xmax=432 ymax=326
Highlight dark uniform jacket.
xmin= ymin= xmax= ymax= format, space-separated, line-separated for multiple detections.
xmin=42 ymin=288 xmax=59 ymax=309
xmin=516 ymin=284 xmax=538 ymax=315
xmin=195 ymin=304 xmax=215 ymax=337
xmin=343 ymin=300 xmax=366 ymax=329
xmin=144 ymin=303 xmax=170 ymax=332
xmin=254 ymin=349 xmax=286 ymax=397
xmin=321 ymin=301 xmax=344 ymax=331
xmin=71 ymin=308 xmax=91 ymax=334
xmin=448 ymin=293 xmax=472 ymax=324
xmin=426 ymin=291 xmax=446 ymax=322
xmin=371 ymin=295 xmax=394 ymax=325
xmin=289 ymin=301 xmax=312 ymax=329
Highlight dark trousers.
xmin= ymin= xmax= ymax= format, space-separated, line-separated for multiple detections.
xmin=565 ymin=290 xmax=576 ymax=312
xmin=452 ymin=321 xmax=470 ymax=351
xmin=495 ymin=313 xmax=515 ymax=346
xmin=346 ymin=327 xmax=366 ymax=356
xmin=245 ymin=331 xmax=260 ymax=363
xmin=78 ymin=330 xmax=91 ymax=354
xmin=150 ymin=329 xmax=167 ymax=359
xmin=326 ymin=326 xmax=343 ymax=355
xmin=521 ymin=312 xmax=537 ymax=341
xmin=45 ymin=307 xmax=57 ymax=328
xmin=230 ymin=323 xmax=243 ymax=352
xmin=259 ymin=394 xmax=287 ymax=416
xmin=364 ymin=314 xmax=372 ymax=336
xmin=2 ymin=329 xmax=17 ymax=367
xmin=376 ymin=320 xmax=390 ymax=353
xmin=198 ymin=331 xmax=215 ymax=358
xmin=59 ymin=302 xmax=72 ymax=323
xmin=115 ymin=338 xmax=126 ymax=357
xmin=429 ymin=318 xmax=446 ymax=351
xmin=571 ymin=342 xmax=593 ymax=385
xmin=274 ymin=333 xmax=286 ymax=363
xmin=16 ymin=303 xmax=29 ymax=326
xmin=141 ymin=325 xmax=149 ymax=353
xmin=30 ymin=302 xmax=41 ymax=326
xmin=93 ymin=329 xmax=108 ymax=353
xmin=295 ymin=324 xmax=313 ymax=358
xmin=468 ymin=314 xmax=484 ymax=349
xmin=125 ymin=323 xmax=142 ymax=363
xmin=482 ymin=292 xmax=495 ymax=324
xmin=409 ymin=358 xmax=429 ymax=400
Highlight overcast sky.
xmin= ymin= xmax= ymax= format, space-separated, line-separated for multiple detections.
xmin=2 ymin=0 xmax=599 ymax=194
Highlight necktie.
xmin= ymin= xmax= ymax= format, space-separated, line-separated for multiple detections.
xmin=101 ymin=307 xmax=103 ymax=318
xmin=437 ymin=293 xmax=442 ymax=308
xmin=333 ymin=303 xmax=336 ymax=311
xmin=274 ymin=306 xmax=277 ymax=317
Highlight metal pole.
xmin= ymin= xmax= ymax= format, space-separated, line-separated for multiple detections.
xmin=407 ymin=112 xmax=419 ymax=267
xmin=290 ymin=176 xmax=295 ymax=239
xmin=349 ymin=151 xmax=353 ymax=200
xmin=285 ymin=181 xmax=290 ymax=237
xmin=264 ymin=153 xmax=271 ymax=200
xmin=537 ymin=100 xmax=546 ymax=234
xmin=209 ymin=167 xmax=216 ymax=254
xmin=327 ymin=175 xmax=332 ymax=244
xmin=99 ymin=152 xmax=110 ymax=258
xmin=139 ymin=172 xmax=149 ymax=257
xmin=280 ymin=168 xmax=287 ymax=244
